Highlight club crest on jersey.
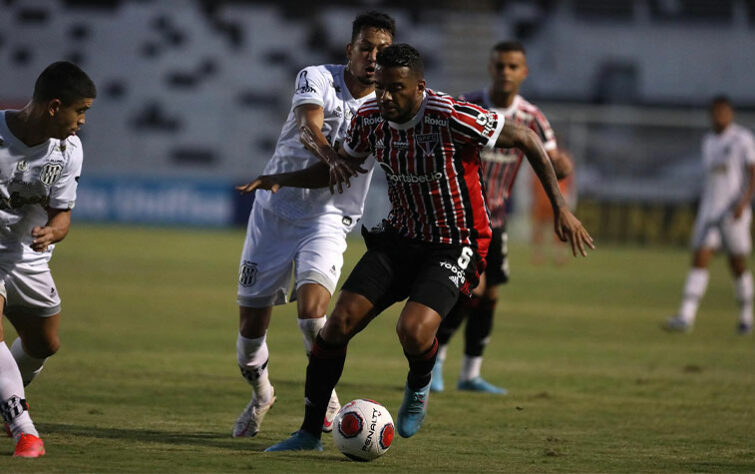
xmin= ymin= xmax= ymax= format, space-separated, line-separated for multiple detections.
xmin=416 ymin=133 xmax=439 ymax=156
xmin=239 ymin=261 xmax=258 ymax=287
xmin=40 ymin=163 xmax=63 ymax=185
xmin=15 ymin=160 xmax=28 ymax=172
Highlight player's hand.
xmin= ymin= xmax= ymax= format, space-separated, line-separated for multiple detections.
xmin=554 ymin=206 xmax=595 ymax=257
xmin=235 ymin=175 xmax=281 ymax=194
xmin=31 ymin=226 xmax=55 ymax=252
xmin=319 ymin=147 xmax=367 ymax=194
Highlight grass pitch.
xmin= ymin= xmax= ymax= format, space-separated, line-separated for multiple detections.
xmin=1 ymin=224 xmax=753 ymax=472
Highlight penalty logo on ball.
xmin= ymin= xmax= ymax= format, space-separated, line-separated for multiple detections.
xmin=333 ymin=399 xmax=394 ymax=462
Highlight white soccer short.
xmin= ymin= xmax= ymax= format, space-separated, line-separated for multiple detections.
xmin=691 ymin=207 xmax=752 ymax=255
xmin=237 ymin=202 xmax=351 ymax=307
xmin=0 ymin=258 xmax=61 ymax=317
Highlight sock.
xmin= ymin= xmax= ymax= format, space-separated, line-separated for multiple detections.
xmin=679 ymin=268 xmax=709 ymax=323
xmin=10 ymin=338 xmax=46 ymax=387
xmin=236 ymin=333 xmax=273 ymax=404
xmin=405 ymin=338 xmax=438 ymax=390
xmin=298 ymin=316 xmax=326 ymax=355
xmin=436 ymin=343 xmax=448 ymax=364
xmin=301 ymin=335 xmax=347 ymax=438
xmin=437 ymin=297 xmax=471 ymax=345
xmin=0 ymin=342 xmax=39 ymax=438
xmin=464 ymin=296 xmax=496 ymax=357
xmin=460 ymin=355 xmax=483 ymax=382
xmin=735 ymin=271 xmax=754 ymax=325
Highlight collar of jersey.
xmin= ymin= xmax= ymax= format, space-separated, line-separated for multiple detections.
xmin=484 ymin=89 xmax=521 ymax=116
xmin=387 ymin=91 xmax=428 ymax=131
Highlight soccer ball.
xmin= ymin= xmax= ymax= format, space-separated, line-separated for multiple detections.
xmin=332 ymin=399 xmax=394 ymax=461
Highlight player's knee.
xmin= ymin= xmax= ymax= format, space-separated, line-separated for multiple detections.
xmin=322 ymin=305 xmax=359 ymax=342
xmin=396 ymin=319 xmax=431 ymax=354
xmin=25 ymin=335 xmax=60 ymax=358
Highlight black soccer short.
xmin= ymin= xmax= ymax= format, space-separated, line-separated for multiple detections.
xmin=342 ymin=225 xmax=482 ymax=318
xmin=484 ymin=225 xmax=510 ymax=286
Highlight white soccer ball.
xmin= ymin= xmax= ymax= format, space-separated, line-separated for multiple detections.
xmin=332 ymin=398 xmax=394 ymax=461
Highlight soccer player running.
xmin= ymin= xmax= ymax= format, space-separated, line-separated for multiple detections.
xmin=0 ymin=61 xmax=95 ymax=458
xmin=666 ymin=95 xmax=755 ymax=334
xmin=231 ymin=12 xmax=395 ymax=438
xmin=431 ymin=41 xmax=573 ymax=394
xmin=250 ymin=43 xmax=593 ymax=452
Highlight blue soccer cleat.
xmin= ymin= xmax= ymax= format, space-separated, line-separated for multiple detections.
xmin=457 ymin=376 xmax=508 ymax=395
xmin=397 ymin=382 xmax=430 ymax=438
xmin=264 ymin=430 xmax=323 ymax=452
xmin=430 ymin=359 xmax=444 ymax=393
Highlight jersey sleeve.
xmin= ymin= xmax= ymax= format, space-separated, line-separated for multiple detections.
xmin=290 ymin=66 xmax=330 ymax=109
xmin=531 ymin=108 xmax=557 ymax=152
xmin=48 ymin=138 xmax=83 ymax=210
xmin=742 ymin=129 xmax=755 ymax=165
xmin=342 ymin=114 xmax=373 ymax=159
xmin=449 ymin=101 xmax=504 ymax=150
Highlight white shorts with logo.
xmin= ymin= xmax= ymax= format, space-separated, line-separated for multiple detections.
xmin=691 ymin=207 xmax=752 ymax=255
xmin=237 ymin=202 xmax=352 ymax=308
xmin=0 ymin=258 xmax=61 ymax=318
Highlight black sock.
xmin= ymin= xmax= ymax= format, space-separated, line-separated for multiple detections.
xmin=300 ymin=334 xmax=347 ymax=437
xmin=437 ymin=296 xmax=471 ymax=345
xmin=464 ymin=296 xmax=496 ymax=357
xmin=405 ymin=338 xmax=438 ymax=390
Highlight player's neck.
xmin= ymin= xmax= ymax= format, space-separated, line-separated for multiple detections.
xmin=5 ymin=106 xmax=50 ymax=147
xmin=489 ymin=88 xmax=516 ymax=109
xmin=344 ymin=67 xmax=375 ymax=100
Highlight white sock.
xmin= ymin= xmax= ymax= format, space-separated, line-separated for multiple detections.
xmin=298 ymin=316 xmax=326 ymax=355
xmin=735 ymin=272 xmax=754 ymax=325
xmin=436 ymin=344 xmax=448 ymax=363
xmin=236 ymin=333 xmax=273 ymax=404
xmin=460 ymin=355 xmax=483 ymax=382
xmin=679 ymin=268 xmax=709 ymax=323
xmin=10 ymin=338 xmax=46 ymax=387
xmin=0 ymin=342 xmax=39 ymax=437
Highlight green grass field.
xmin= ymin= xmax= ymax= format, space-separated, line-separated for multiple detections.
xmin=1 ymin=224 xmax=753 ymax=472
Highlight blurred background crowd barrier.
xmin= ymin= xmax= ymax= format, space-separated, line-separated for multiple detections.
xmin=2 ymin=0 xmax=754 ymax=244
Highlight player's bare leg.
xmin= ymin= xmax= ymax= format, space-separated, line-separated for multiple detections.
xmin=295 ymin=283 xmax=341 ymax=431
xmin=729 ymin=255 xmax=753 ymax=334
xmin=233 ymin=306 xmax=275 ymax=438
xmin=666 ymin=248 xmax=714 ymax=332
xmin=0 ymin=297 xmax=45 ymax=457
xmin=5 ymin=313 xmax=60 ymax=387
xmin=396 ymin=302 xmax=441 ymax=438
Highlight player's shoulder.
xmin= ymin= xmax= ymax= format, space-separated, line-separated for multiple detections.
xmin=62 ymin=135 xmax=84 ymax=161
xmin=515 ymin=95 xmax=542 ymax=113
xmin=296 ymin=64 xmax=340 ymax=83
xmin=731 ymin=123 xmax=755 ymax=141
xmin=355 ymin=97 xmax=381 ymax=119
xmin=426 ymin=89 xmax=474 ymax=118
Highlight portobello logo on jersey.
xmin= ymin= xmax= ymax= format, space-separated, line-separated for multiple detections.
xmin=40 ymin=163 xmax=63 ymax=185
xmin=379 ymin=162 xmax=443 ymax=185
xmin=416 ymin=133 xmax=439 ymax=156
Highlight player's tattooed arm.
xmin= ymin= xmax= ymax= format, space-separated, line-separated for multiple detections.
xmin=31 ymin=208 xmax=71 ymax=252
xmin=734 ymin=163 xmax=755 ymax=219
xmin=496 ymin=121 xmax=595 ymax=256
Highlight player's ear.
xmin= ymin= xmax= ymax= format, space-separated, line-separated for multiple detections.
xmin=416 ymin=79 xmax=426 ymax=93
xmin=47 ymin=99 xmax=62 ymax=117
xmin=346 ymin=42 xmax=353 ymax=62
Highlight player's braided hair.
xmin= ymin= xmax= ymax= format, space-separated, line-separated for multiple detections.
xmin=376 ymin=44 xmax=424 ymax=77
xmin=33 ymin=61 xmax=97 ymax=105
xmin=352 ymin=11 xmax=396 ymax=41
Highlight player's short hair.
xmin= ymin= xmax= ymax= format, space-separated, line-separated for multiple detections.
xmin=377 ymin=44 xmax=424 ymax=77
xmin=710 ymin=94 xmax=732 ymax=108
xmin=352 ymin=11 xmax=396 ymax=41
xmin=33 ymin=61 xmax=97 ymax=105
xmin=492 ymin=41 xmax=526 ymax=55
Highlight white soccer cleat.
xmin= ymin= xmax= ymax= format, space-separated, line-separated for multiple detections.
xmin=322 ymin=390 xmax=340 ymax=433
xmin=232 ymin=388 xmax=276 ymax=438
xmin=663 ymin=315 xmax=693 ymax=333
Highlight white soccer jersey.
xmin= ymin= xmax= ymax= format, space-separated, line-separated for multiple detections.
xmin=0 ymin=111 xmax=83 ymax=263
xmin=698 ymin=123 xmax=755 ymax=222
xmin=254 ymin=64 xmax=376 ymax=222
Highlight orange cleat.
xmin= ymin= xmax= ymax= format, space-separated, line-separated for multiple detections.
xmin=13 ymin=433 xmax=45 ymax=458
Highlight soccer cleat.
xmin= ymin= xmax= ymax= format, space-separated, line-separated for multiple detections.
xmin=13 ymin=433 xmax=45 ymax=458
xmin=322 ymin=390 xmax=340 ymax=433
xmin=232 ymin=388 xmax=276 ymax=438
xmin=264 ymin=430 xmax=323 ymax=452
xmin=396 ymin=382 xmax=430 ymax=438
xmin=737 ymin=321 xmax=753 ymax=335
xmin=430 ymin=359 xmax=444 ymax=393
xmin=457 ymin=376 xmax=508 ymax=395
xmin=663 ymin=316 xmax=693 ymax=333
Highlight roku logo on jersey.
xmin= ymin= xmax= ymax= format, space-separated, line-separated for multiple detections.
xmin=379 ymin=162 xmax=443 ymax=184
xmin=424 ymin=116 xmax=448 ymax=127
xmin=363 ymin=116 xmax=383 ymax=126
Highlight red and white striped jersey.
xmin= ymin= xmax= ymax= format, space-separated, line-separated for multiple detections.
xmin=343 ymin=89 xmax=504 ymax=258
xmin=460 ymin=90 xmax=556 ymax=227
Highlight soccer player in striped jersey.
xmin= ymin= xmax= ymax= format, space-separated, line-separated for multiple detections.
xmin=431 ymin=41 xmax=573 ymax=395
xmin=231 ymin=12 xmax=395 ymax=438
xmin=253 ymin=44 xmax=592 ymax=452
xmin=665 ymin=96 xmax=755 ymax=334
xmin=0 ymin=61 xmax=96 ymax=458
